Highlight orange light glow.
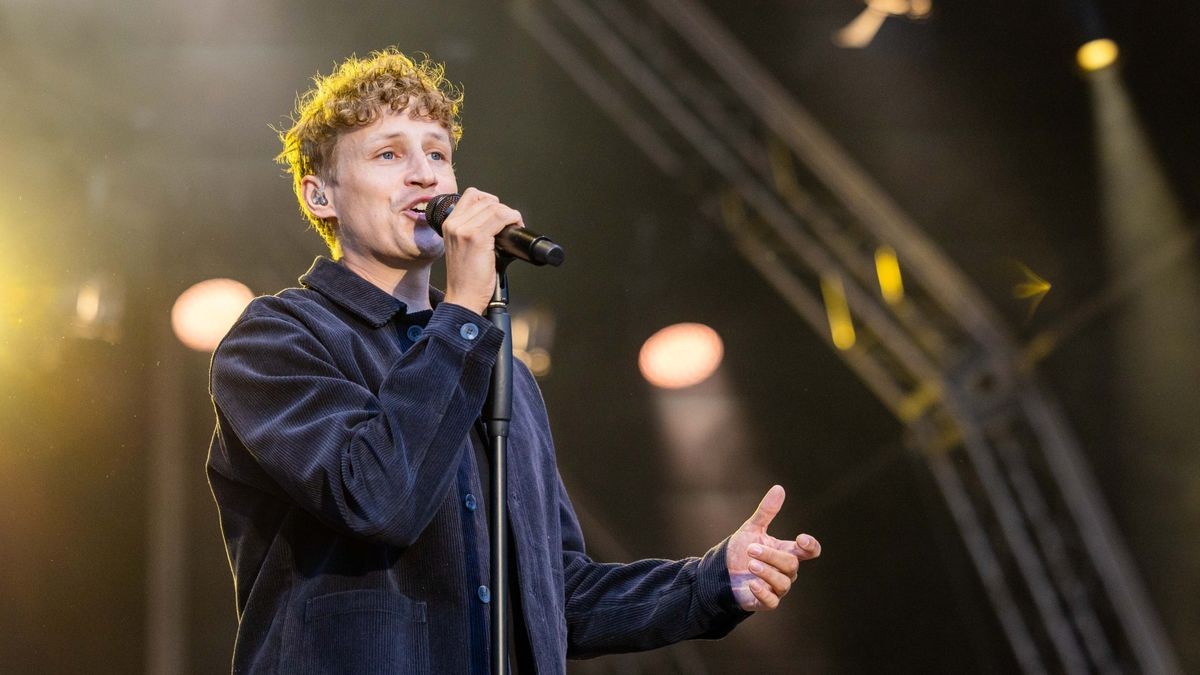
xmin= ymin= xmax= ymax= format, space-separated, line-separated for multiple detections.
xmin=638 ymin=323 xmax=724 ymax=389
xmin=171 ymin=278 xmax=254 ymax=352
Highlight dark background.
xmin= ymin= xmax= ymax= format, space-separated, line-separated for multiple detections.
xmin=1 ymin=1 xmax=1197 ymax=672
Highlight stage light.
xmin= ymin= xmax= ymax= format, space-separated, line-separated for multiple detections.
xmin=76 ymin=281 xmax=102 ymax=325
xmin=1011 ymin=260 xmax=1051 ymax=319
xmin=874 ymin=245 xmax=904 ymax=304
xmin=524 ymin=347 xmax=552 ymax=377
xmin=171 ymin=278 xmax=254 ymax=352
xmin=1077 ymin=38 xmax=1119 ymax=72
xmin=511 ymin=309 xmax=556 ymax=378
xmin=639 ymin=323 xmax=724 ymax=389
xmin=70 ymin=275 xmax=124 ymax=342
xmin=820 ymin=275 xmax=856 ymax=350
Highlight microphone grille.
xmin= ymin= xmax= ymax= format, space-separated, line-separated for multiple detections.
xmin=425 ymin=193 xmax=461 ymax=234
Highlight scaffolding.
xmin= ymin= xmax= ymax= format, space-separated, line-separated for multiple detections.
xmin=509 ymin=0 xmax=1181 ymax=671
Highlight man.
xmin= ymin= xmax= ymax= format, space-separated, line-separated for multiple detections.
xmin=207 ymin=47 xmax=821 ymax=673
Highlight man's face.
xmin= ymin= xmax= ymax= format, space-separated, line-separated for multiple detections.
xmin=324 ymin=107 xmax=458 ymax=267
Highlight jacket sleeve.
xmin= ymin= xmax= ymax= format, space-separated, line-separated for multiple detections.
xmin=557 ymin=478 xmax=752 ymax=658
xmin=209 ymin=301 xmax=502 ymax=548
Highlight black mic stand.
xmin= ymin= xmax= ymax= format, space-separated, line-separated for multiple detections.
xmin=484 ymin=255 xmax=514 ymax=675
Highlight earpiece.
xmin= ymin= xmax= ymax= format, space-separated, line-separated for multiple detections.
xmin=313 ymin=190 xmax=328 ymax=206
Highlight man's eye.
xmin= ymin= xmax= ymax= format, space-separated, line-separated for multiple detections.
xmin=380 ymin=151 xmax=395 ymax=160
xmin=429 ymin=151 xmax=446 ymax=161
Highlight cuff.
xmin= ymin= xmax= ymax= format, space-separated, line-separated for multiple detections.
xmin=696 ymin=536 xmax=753 ymax=621
xmin=423 ymin=302 xmax=505 ymax=362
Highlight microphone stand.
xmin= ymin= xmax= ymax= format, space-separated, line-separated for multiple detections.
xmin=484 ymin=255 xmax=514 ymax=675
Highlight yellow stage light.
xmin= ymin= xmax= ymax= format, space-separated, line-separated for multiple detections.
xmin=820 ymin=275 xmax=857 ymax=351
xmin=1012 ymin=260 xmax=1052 ymax=320
xmin=639 ymin=323 xmax=724 ymax=389
xmin=1077 ymin=38 xmax=1119 ymax=72
xmin=875 ymin=246 xmax=904 ymax=304
xmin=171 ymin=278 xmax=254 ymax=352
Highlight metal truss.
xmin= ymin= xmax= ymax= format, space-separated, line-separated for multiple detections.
xmin=507 ymin=0 xmax=1181 ymax=672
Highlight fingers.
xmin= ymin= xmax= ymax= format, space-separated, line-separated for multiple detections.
xmin=730 ymin=527 xmax=821 ymax=613
xmin=748 ymin=577 xmax=781 ymax=610
xmin=749 ymin=542 xmax=798 ymax=579
xmin=744 ymin=536 xmax=822 ymax=611
xmin=749 ymin=556 xmax=791 ymax=593
xmin=454 ymin=187 xmax=500 ymax=212
xmin=446 ymin=188 xmax=522 ymax=238
xmin=440 ymin=187 xmax=522 ymax=313
xmin=743 ymin=542 xmax=793 ymax=612
xmin=777 ymin=533 xmax=822 ymax=561
xmin=797 ymin=533 xmax=821 ymax=559
xmin=744 ymin=484 xmax=786 ymax=531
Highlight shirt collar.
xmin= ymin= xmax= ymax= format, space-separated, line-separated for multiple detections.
xmin=299 ymin=256 xmax=444 ymax=328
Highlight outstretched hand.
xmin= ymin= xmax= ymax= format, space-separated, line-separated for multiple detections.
xmin=726 ymin=485 xmax=821 ymax=611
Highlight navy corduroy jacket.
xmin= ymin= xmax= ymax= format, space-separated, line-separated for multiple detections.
xmin=207 ymin=258 xmax=748 ymax=674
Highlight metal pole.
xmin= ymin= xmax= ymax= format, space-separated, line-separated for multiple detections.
xmin=485 ymin=264 xmax=513 ymax=674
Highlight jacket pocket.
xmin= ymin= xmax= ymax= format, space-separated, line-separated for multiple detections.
xmin=299 ymin=589 xmax=428 ymax=675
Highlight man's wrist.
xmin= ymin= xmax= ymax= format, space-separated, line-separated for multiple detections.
xmin=699 ymin=537 xmax=751 ymax=617
xmin=441 ymin=295 xmax=487 ymax=315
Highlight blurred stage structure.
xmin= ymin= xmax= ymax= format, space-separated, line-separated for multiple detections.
xmin=509 ymin=0 xmax=1182 ymax=672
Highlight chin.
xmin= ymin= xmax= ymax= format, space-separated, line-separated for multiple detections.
xmin=412 ymin=225 xmax=451 ymax=257
xmin=412 ymin=238 xmax=446 ymax=261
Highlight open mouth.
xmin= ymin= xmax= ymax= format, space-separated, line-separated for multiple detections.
xmin=405 ymin=201 xmax=429 ymax=221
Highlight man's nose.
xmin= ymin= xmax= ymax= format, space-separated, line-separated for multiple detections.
xmin=406 ymin=155 xmax=437 ymax=187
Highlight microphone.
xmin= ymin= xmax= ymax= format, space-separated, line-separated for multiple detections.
xmin=425 ymin=193 xmax=565 ymax=267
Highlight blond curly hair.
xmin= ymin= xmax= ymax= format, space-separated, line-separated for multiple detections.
xmin=276 ymin=48 xmax=464 ymax=254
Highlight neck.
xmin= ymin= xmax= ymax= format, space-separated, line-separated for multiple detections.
xmin=338 ymin=255 xmax=433 ymax=311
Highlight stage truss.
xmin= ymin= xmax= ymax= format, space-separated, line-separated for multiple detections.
xmin=508 ymin=0 xmax=1181 ymax=672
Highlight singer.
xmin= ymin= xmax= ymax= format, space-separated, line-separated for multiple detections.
xmin=206 ymin=47 xmax=820 ymax=674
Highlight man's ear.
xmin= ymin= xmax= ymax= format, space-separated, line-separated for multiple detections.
xmin=301 ymin=175 xmax=336 ymax=220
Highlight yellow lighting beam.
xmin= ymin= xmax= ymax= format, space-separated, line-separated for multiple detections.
xmin=874 ymin=245 xmax=904 ymax=304
xmin=1077 ymin=38 xmax=1119 ymax=72
xmin=820 ymin=275 xmax=857 ymax=351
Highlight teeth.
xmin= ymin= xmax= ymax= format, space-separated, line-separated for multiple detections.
xmin=413 ymin=203 xmax=427 ymax=213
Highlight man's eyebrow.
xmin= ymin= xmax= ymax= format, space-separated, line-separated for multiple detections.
xmin=364 ymin=131 xmax=404 ymax=145
xmin=364 ymin=130 xmax=451 ymax=145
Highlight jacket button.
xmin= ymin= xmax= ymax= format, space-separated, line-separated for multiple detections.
xmin=464 ymin=493 xmax=477 ymax=511
xmin=478 ymin=585 xmax=491 ymax=603
xmin=406 ymin=325 xmax=423 ymax=342
xmin=460 ymin=323 xmax=480 ymax=340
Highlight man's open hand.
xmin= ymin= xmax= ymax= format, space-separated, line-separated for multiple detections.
xmin=726 ymin=485 xmax=821 ymax=611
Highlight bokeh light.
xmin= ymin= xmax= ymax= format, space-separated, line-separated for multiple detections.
xmin=171 ymin=279 xmax=254 ymax=352
xmin=820 ymin=275 xmax=857 ymax=351
xmin=1077 ymin=38 xmax=1119 ymax=72
xmin=75 ymin=281 xmax=102 ymax=325
xmin=638 ymin=322 xmax=724 ymax=389
xmin=874 ymin=245 xmax=904 ymax=305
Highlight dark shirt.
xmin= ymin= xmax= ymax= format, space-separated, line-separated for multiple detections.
xmin=207 ymin=257 xmax=748 ymax=674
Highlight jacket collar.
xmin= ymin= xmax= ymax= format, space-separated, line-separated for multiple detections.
xmin=299 ymin=256 xmax=443 ymax=327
